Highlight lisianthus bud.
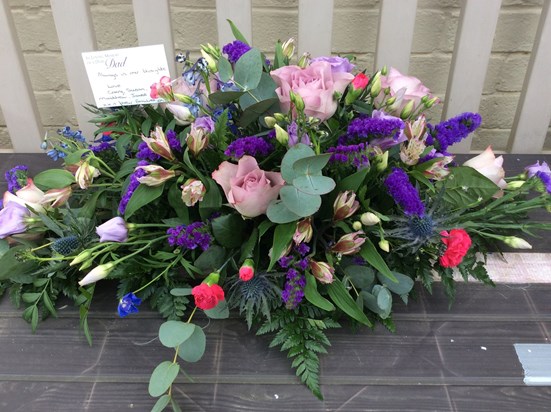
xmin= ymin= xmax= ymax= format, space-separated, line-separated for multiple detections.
xmin=96 ymin=217 xmax=129 ymax=243
xmin=297 ymin=52 xmax=310 ymax=68
xmin=264 ymin=116 xmax=277 ymax=128
xmin=370 ymin=75 xmax=382 ymax=98
xmin=331 ymin=231 xmax=365 ymax=255
xmin=289 ymin=91 xmax=305 ymax=112
xmin=399 ymin=99 xmax=415 ymax=119
xmin=293 ymin=217 xmax=313 ymax=245
xmin=424 ymin=96 xmax=439 ymax=108
xmin=239 ymin=258 xmax=255 ymax=281
xmin=503 ymin=236 xmax=532 ymax=249
xmin=380 ymin=66 xmax=388 ymax=76
xmin=40 ymin=186 xmax=72 ymax=208
xmin=507 ymin=180 xmax=525 ymax=189
xmin=281 ymin=37 xmax=296 ymax=59
xmin=273 ymin=113 xmax=286 ymax=122
xmin=274 ymin=124 xmax=289 ymax=145
xmin=78 ymin=262 xmax=116 ymax=286
xmin=200 ymin=49 xmax=218 ymax=71
xmin=361 ymin=212 xmax=380 ymax=226
xmin=167 ymin=103 xmax=194 ymax=126
xmin=333 ymin=191 xmax=360 ymax=221
xmin=181 ymin=178 xmax=206 ymax=206
xmin=70 ymin=250 xmax=92 ymax=266
xmin=352 ymin=221 xmax=362 ymax=231
xmin=142 ymin=126 xmax=175 ymax=161
xmin=309 ymin=260 xmax=334 ymax=284
xmin=173 ymin=94 xmax=196 ymax=105
xmin=373 ymin=150 xmax=389 ymax=172
xmin=136 ymin=165 xmax=176 ymax=186
xmin=379 ymin=239 xmax=390 ymax=252
xmin=75 ymin=160 xmax=100 ymax=190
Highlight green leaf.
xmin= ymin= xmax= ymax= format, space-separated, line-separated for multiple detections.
xmin=114 ymin=158 xmax=138 ymax=180
xmin=293 ymin=154 xmax=332 ymax=176
xmin=148 ymin=361 xmax=180 ymax=397
xmin=359 ymin=239 xmax=396 ymax=283
xmin=326 ymin=279 xmax=371 ymax=326
xmin=204 ymin=300 xmax=229 ymax=319
xmin=22 ymin=292 xmax=41 ymax=303
xmin=227 ymin=19 xmax=250 ymax=44
xmin=178 ymin=324 xmax=206 ymax=363
xmin=292 ymin=175 xmax=335 ymax=195
xmin=304 ymin=273 xmax=335 ymax=311
xmin=124 ymin=183 xmax=165 ymax=219
xmin=273 ymin=41 xmax=285 ymax=70
xmin=0 ymin=246 xmax=39 ymax=282
xmin=170 ymin=288 xmax=192 ymax=297
xmin=63 ymin=148 xmax=91 ymax=165
xmin=376 ymin=285 xmax=392 ymax=313
xmin=171 ymin=398 xmax=182 ymax=412
xmin=159 ymin=320 xmax=195 ymax=348
xmin=266 ymin=200 xmax=301 ymax=224
xmin=335 ymin=167 xmax=369 ymax=193
xmin=0 ymin=239 xmax=9 ymax=258
xmin=168 ymin=182 xmax=189 ymax=224
xmin=377 ymin=272 xmax=414 ymax=296
xmin=42 ymin=293 xmax=57 ymax=317
xmin=344 ymin=265 xmax=375 ymax=290
xmin=238 ymin=98 xmax=279 ymax=128
xmin=218 ymin=57 xmax=233 ymax=82
xmin=194 ymin=245 xmax=226 ymax=274
xmin=240 ymin=227 xmax=258 ymax=262
xmin=239 ymin=72 xmax=278 ymax=111
xmin=361 ymin=289 xmax=391 ymax=319
xmin=439 ymin=166 xmax=500 ymax=209
xmin=30 ymin=305 xmax=38 ymax=332
xmin=208 ymin=90 xmax=245 ymax=105
xmin=280 ymin=185 xmax=321 ymax=217
xmin=268 ymin=222 xmax=296 ymax=271
xmin=199 ymin=179 xmax=222 ymax=221
xmin=33 ymin=169 xmax=75 ymax=190
xmin=234 ymin=48 xmax=263 ymax=91
xmin=281 ymin=143 xmax=316 ymax=183
xmin=37 ymin=212 xmax=65 ymax=237
xmin=211 ymin=214 xmax=246 ymax=248
xmin=78 ymin=189 xmax=105 ymax=219
xmin=151 ymin=394 xmax=171 ymax=412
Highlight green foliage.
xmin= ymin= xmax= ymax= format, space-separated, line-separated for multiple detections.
xmin=33 ymin=169 xmax=75 ymax=190
xmin=148 ymin=361 xmax=180 ymax=397
xmin=257 ymin=305 xmax=340 ymax=400
xmin=150 ymin=285 xmax=190 ymax=320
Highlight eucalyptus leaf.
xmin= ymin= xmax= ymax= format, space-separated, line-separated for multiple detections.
xmin=279 ymin=185 xmax=321 ymax=217
xmin=238 ymin=98 xmax=279 ymax=128
xmin=377 ymin=272 xmax=414 ymax=296
xmin=218 ymin=57 xmax=233 ymax=82
xmin=209 ymin=91 xmax=245 ymax=105
xmin=266 ymin=200 xmax=301 ymax=224
xmin=178 ymin=324 xmax=206 ymax=362
xmin=170 ymin=288 xmax=192 ymax=296
xmin=151 ymin=395 xmax=171 ymax=412
xmin=344 ymin=265 xmax=375 ymax=290
xmin=280 ymin=143 xmax=316 ymax=183
xmin=238 ymin=72 xmax=278 ymax=111
xmin=234 ymin=48 xmax=262 ymax=90
xmin=292 ymin=175 xmax=336 ymax=195
xmin=159 ymin=320 xmax=195 ymax=348
xmin=148 ymin=361 xmax=180 ymax=397
xmin=293 ymin=154 xmax=332 ymax=176
xmin=204 ymin=300 xmax=229 ymax=319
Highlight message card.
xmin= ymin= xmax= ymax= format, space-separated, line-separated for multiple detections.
xmin=82 ymin=45 xmax=170 ymax=108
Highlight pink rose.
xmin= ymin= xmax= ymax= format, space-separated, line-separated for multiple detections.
xmin=463 ymin=146 xmax=507 ymax=197
xmin=378 ymin=67 xmax=435 ymax=114
xmin=212 ymin=156 xmax=285 ymax=218
xmin=270 ymin=61 xmax=354 ymax=121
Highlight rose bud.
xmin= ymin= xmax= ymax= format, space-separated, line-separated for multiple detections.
xmin=331 ymin=231 xmax=365 ymax=255
xmin=181 ymin=178 xmax=206 ymax=207
xmin=333 ymin=191 xmax=359 ymax=221
xmin=239 ymin=258 xmax=255 ymax=281
xmin=309 ymin=260 xmax=335 ymax=284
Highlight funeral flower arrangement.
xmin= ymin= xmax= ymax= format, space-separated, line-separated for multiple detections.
xmin=1 ymin=24 xmax=551 ymax=408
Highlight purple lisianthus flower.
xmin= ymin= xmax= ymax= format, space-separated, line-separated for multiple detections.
xmin=118 ymin=292 xmax=142 ymax=317
xmin=0 ymin=202 xmax=30 ymax=239
xmin=96 ymin=217 xmax=129 ymax=242
xmin=287 ymin=121 xmax=311 ymax=146
xmin=525 ymin=161 xmax=551 ymax=178
xmin=222 ymin=40 xmax=251 ymax=64
xmin=194 ymin=116 xmax=215 ymax=133
xmin=310 ymin=56 xmax=355 ymax=73
xmin=535 ymin=171 xmax=551 ymax=194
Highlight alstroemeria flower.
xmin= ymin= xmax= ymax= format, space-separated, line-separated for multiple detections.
xmin=96 ymin=217 xmax=128 ymax=243
xmin=309 ymin=260 xmax=335 ymax=284
xmin=135 ymin=165 xmax=176 ymax=186
xmin=3 ymin=178 xmax=45 ymax=213
xmin=333 ymin=191 xmax=359 ymax=221
xmin=463 ymin=146 xmax=506 ymax=197
xmin=40 ymin=186 xmax=72 ymax=208
xmin=142 ymin=126 xmax=175 ymax=161
xmin=330 ymin=231 xmax=365 ymax=255
xmin=0 ymin=202 xmax=30 ymax=239
xmin=150 ymin=76 xmax=174 ymax=100
xmin=212 ymin=156 xmax=285 ymax=218
xmin=75 ymin=161 xmax=100 ymax=189
xmin=181 ymin=178 xmax=206 ymax=207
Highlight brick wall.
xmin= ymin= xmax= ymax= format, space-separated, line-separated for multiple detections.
xmin=2 ymin=0 xmax=550 ymax=151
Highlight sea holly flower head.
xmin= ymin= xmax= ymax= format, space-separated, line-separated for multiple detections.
xmin=181 ymin=178 xmax=206 ymax=207
xmin=118 ymin=293 xmax=142 ymax=317
xmin=96 ymin=217 xmax=129 ymax=243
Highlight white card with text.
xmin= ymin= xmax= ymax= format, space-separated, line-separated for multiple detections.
xmin=82 ymin=45 xmax=170 ymax=108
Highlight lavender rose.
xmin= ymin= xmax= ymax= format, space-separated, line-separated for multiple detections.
xmin=212 ymin=155 xmax=285 ymax=218
xmin=270 ymin=61 xmax=354 ymax=121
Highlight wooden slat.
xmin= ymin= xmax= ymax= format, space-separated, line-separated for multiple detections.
xmin=298 ymin=0 xmax=334 ymax=57
xmin=443 ymin=0 xmax=502 ymax=153
xmin=132 ymin=0 xmax=176 ymax=78
xmin=50 ymin=0 xmax=97 ymax=141
xmin=216 ymin=0 xmax=252 ymax=47
xmin=0 ymin=0 xmax=44 ymax=153
xmin=374 ymin=0 xmax=418 ymax=73
xmin=509 ymin=0 xmax=551 ymax=154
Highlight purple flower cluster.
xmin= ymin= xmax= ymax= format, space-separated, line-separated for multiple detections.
xmin=5 ymin=165 xmax=28 ymax=193
xmin=526 ymin=162 xmax=551 ymax=194
xmin=281 ymin=268 xmax=306 ymax=310
xmin=118 ymin=292 xmax=142 ymax=317
xmin=384 ymin=167 xmax=425 ymax=216
xmin=535 ymin=171 xmax=551 ymax=194
xmin=427 ymin=112 xmax=481 ymax=151
xmin=166 ymin=129 xmax=182 ymax=152
xmin=222 ymin=40 xmax=251 ymax=64
xmin=327 ymin=143 xmax=370 ymax=170
xmin=118 ymin=161 xmax=148 ymax=215
xmin=136 ymin=142 xmax=161 ymax=162
xmin=224 ymin=136 xmax=273 ymax=159
xmin=340 ymin=115 xmax=404 ymax=145
xmin=167 ymin=222 xmax=211 ymax=251
xmin=288 ymin=122 xmax=311 ymax=146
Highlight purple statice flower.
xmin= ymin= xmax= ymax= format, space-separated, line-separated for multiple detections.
xmin=281 ymin=268 xmax=306 ymax=309
xmin=90 ymin=141 xmax=114 ymax=153
xmin=296 ymin=243 xmax=310 ymax=256
xmin=327 ymin=143 xmax=371 ymax=170
xmin=118 ymin=161 xmax=148 ymax=215
xmin=278 ymin=255 xmax=293 ymax=268
xmin=428 ymin=112 xmax=481 ymax=151
xmin=224 ymin=136 xmax=273 ymax=159
xmin=535 ymin=171 xmax=551 ymax=194
xmin=5 ymin=165 xmax=28 ymax=193
xmin=136 ymin=141 xmax=161 ymax=162
xmin=287 ymin=121 xmax=311 ymax=146
xmin=384 ymin=167 xmax=425 ymax=216
xmin=167 ymin=222 xmax=211 ymax=251
xmin=166 ymin=129 xmax=182 ymax=153
xmin=296 ymin=257 xmax=309 ymax=271
xmin=341 ymin=114 xmax=405 ymax=147
xmin=310 ymin=56 xmax=355 ymax=73
xmin=118 ymin=292 xmax=142 ymax=317
xmin=525 ymin=161 xmax=551 ymax=178
xmin=222 ymin=40 xmax=251 ymax=64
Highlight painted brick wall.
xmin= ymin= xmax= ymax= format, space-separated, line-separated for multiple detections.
xmin=2 ymin=0 xmax=550 ymax=151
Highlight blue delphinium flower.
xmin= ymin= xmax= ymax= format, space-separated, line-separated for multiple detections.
xmin=118 ymin=293 xmax=142 ymax=317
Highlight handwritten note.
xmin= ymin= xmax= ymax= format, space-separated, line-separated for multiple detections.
xmin=82 ymin=45 xmax=171 ymax=108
